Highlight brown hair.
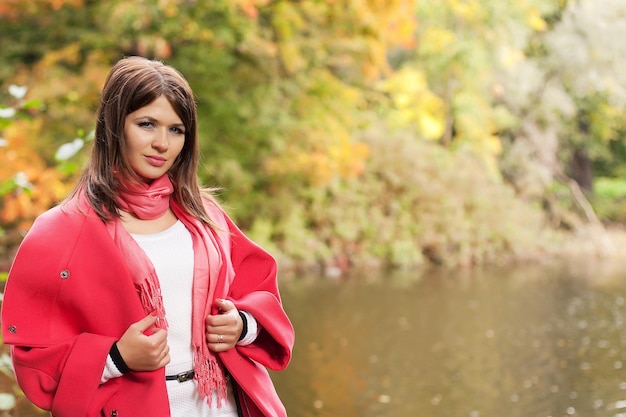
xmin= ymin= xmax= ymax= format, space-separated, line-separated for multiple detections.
xmin=67 ymin=56 xmax=217 ymax=225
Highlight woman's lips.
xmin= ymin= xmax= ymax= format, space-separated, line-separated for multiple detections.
xmin=145 ymin=155 xmax=166 ymax=167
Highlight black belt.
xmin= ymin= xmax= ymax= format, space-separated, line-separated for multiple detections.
xmin=165 ymin=370 xmax=195 ymax=383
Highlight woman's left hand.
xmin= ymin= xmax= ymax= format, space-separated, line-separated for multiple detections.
xmin=206 ymin=298 xmax=243 ymax=352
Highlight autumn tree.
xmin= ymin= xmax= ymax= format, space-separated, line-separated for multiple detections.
xmin=1 ymin=0 xmax=623 ymax=270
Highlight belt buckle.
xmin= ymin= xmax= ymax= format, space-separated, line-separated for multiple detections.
xmin=176 ymin=370 xmax=194 ymax=383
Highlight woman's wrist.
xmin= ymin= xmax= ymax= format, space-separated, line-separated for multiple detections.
xmin=238 ymin=311 xmax=248 ymax=342
xmin=237 ymin=310 xmax=260 ymax=346
xmin=109 ymin=342 xmax=131 ymax=374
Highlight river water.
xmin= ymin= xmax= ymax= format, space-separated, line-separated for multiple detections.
xmin=3 ymin=260 xmax=626 ymax=416
xmin=272 ymin=260 xmax=626 ymax=417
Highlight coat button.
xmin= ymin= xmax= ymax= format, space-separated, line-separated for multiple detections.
xmin=110 ymin=411 xmax=118 ymax=417
xmin=8 ymin=325 xmax=16 ymax=334
xmin=60 ymin=269 xmax=70 ymax=279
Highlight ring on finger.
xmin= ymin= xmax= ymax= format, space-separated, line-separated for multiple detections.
xmin=218 ymin=334 xmax=223 ymax=343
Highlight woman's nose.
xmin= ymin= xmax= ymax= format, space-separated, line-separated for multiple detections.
xmin=152 ymin=129 xmax=169 ymax=151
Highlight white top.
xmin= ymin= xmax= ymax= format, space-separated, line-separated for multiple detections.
xmin=101 ymin=220 xmax=258 ymax=417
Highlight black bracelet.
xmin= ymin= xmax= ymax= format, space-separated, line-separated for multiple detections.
xmin=109 ymin=342 xmax=131 ymax=374
xmin=238 ymin=311 xmax=248 ymax=342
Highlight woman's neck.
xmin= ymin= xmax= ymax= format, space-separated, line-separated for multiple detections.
xmin=119 ymin=208 xmax=179 ymax=234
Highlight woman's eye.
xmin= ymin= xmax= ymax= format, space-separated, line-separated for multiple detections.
xmin=171 ymin=127 xmax=185 ymax=135
xmin=138 ymin=121 xmax=154 ymax=128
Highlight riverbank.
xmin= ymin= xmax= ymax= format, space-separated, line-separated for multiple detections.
xmin=273 ymin=223 xmax=626 ymax=280
xmin=1 ymin=222 xmax=625 ymax=281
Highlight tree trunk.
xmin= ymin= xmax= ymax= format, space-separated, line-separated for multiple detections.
xmin=568 ymin=147 xmax=593 ymax=193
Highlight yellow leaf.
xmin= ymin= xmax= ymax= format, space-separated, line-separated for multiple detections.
xmin=419 ymin=113 xmax=445 ymax=140
xmin=419 ymin=27 xmax=456 ymax=55
xmin=450 ymin=0 xmax=486 ymax=25
xmin=527 ymin=8 xmax=547 ymax=32
xmin=279 ymin=42 xmax=306 ymax=74
xmin=498 ymin=46 xmax=525 ymax=69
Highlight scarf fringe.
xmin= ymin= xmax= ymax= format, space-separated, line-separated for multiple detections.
xmin=137 ymin=277 xmax=168 ymax=329
xmin=194 ymin=344 xmax=228 ymax=407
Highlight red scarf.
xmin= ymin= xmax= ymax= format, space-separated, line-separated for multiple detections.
xmin=107 ymin=175 xmax=231 ymax=406
xmin=116 ymin=175 xmax=173 ymax=220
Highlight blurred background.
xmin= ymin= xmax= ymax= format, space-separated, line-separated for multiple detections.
xmin=1 ymin=0 xmax=626 ymax=416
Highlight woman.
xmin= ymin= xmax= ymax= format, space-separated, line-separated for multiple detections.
xmin=1 ymin=56 xmax=294 ymax=417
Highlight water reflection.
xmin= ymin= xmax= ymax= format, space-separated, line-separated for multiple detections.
xmin=272 ymin=261 xmax=626 ymax=417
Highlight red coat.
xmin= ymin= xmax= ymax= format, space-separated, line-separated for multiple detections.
xmin=1 ymin=199 xmax=294 ymax=417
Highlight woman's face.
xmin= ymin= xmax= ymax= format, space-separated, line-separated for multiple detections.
xmin=123 ymin=95 xmax=185 ymax=183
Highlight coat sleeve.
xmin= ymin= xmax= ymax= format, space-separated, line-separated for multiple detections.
xmin=11 ymin=334 xmax=117 ymax=416
xmin=1 ymin=204 xmax=157 ymax=416
xmin=221 ymin=214 xmax=295 ymax=371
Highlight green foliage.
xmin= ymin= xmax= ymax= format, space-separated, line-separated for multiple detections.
xmin=348 ymin=122 xmax=544 ymax=268
xmin=591 ymin=177 xmax=626 ymax=224
xmin=261 ymin=121 xmax=546 ymax=270
xmin=594 ymin=178 xmax=626 ymax=200
xmin=400 ymin=0 xmax=562 ymax=165
xmin=557 ymin=94 xmax=626 ymax=174
xmin=1 ymin=0 xmax=625 ymax=274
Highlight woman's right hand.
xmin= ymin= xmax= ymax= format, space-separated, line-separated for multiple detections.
xmin=116 ymin=314 xmax=170 ymax=371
